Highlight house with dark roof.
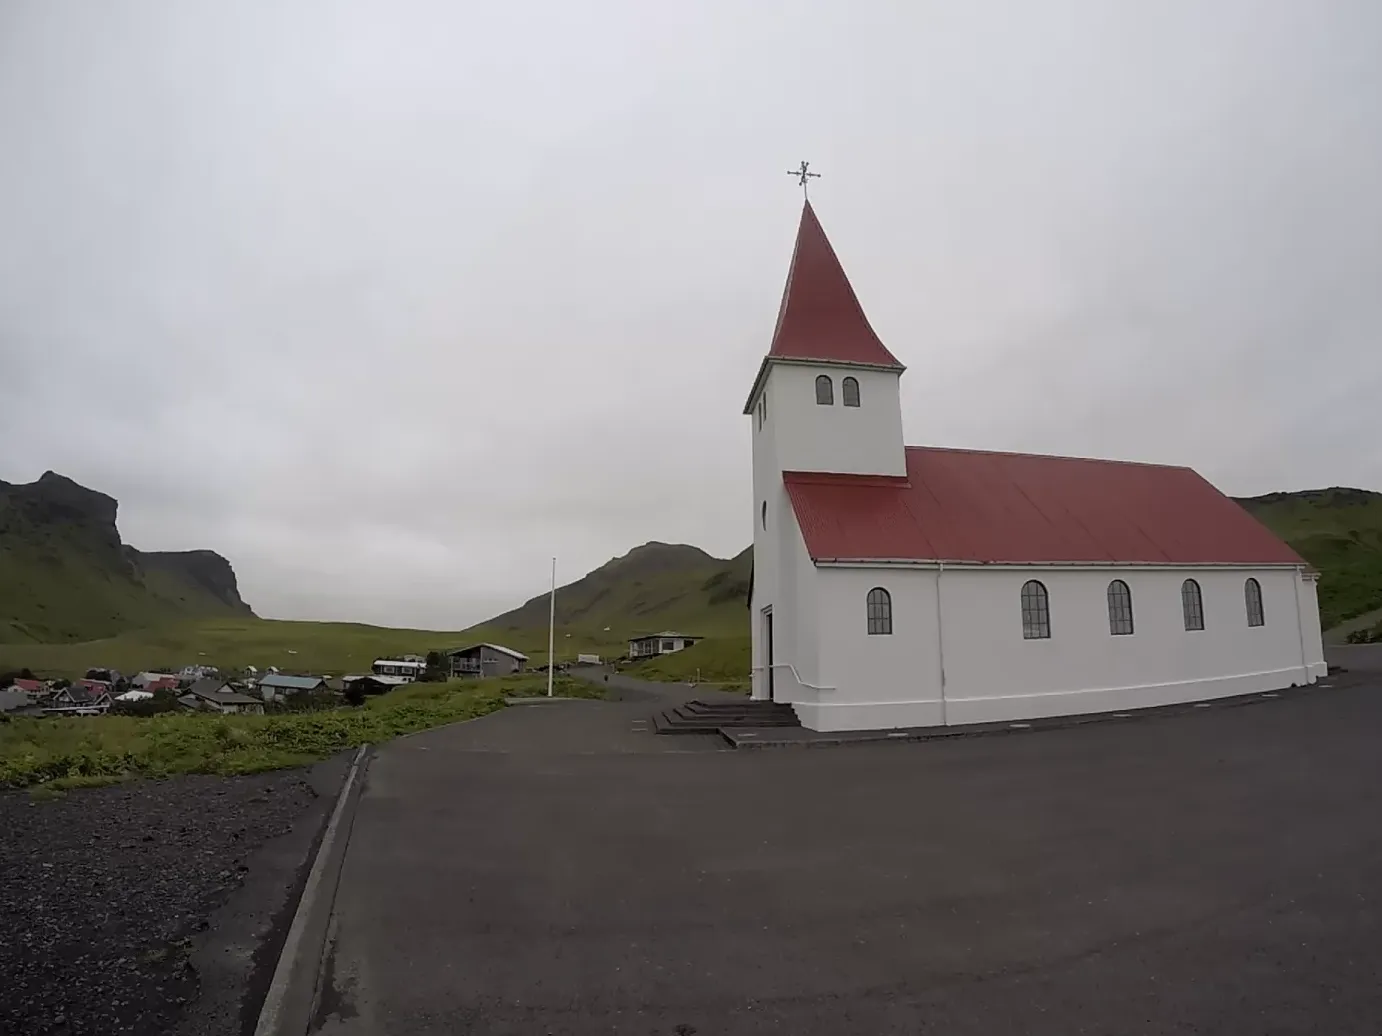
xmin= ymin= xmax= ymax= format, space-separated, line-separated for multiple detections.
xmin=743 ymin=201 xmax=1327 ymax=732
xmin=43 ymin=684 xmax=113 ymax=716
xmin=446 ymin=643 xmax=527 ymax=678
xmin=255 ymin=674 xmax=329 ymax=701
xmin=178 ymin=678 xmax=265 ymax=715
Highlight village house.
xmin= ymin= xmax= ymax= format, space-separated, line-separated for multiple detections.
xmin=77 ymin=677 xmax=115 ymax=697
xmin=43 ymin=684 xmax=113 ymax=716
xmin=371 ymin=658 xmax=427 ymax=681
xmin=627 ymin=632 xmax=702 ymax=660
xmin=342 ymin=674 xmax=410 ymax=697
xmin=446 ymin=643 xmax=527 ymax=678
xmin=131 ymin=672 xmax=180 ymax=692
xmin=0 ymin=689 xmax=42 ymax=716
xmin=178 ymin=678 xmax=265 ymax=715
xmin=255 ymin=674 xmax=328 ymax=701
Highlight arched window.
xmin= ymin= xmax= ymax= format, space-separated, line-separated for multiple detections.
xmin=815 ymin=374 xmax=834 ymax=405
xmin=866 ymin=587 xmax=892 ymax=635
xmin=842 ymin=376 xmax=860 ymax=407
xmin=1181 ymin=579 xmax=1204 ymax=630
xmin=760 ymin=501 xmax=767 ymax=530
xmin=1020 ymin=580 xmax=1050 ymax=639
xmin=1244 ymin=578 xmax=1265 ymax=627
xmin=1107 ymin=579 xmax=1134 ymax=635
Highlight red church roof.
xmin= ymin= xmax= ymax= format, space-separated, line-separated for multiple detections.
xmin=784 ymin=447 xmax=1304 ymax=566
xmin=768 ymin=201 xmax=902 ymax=368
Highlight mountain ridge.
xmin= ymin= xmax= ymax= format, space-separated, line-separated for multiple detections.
xmin=483 ymin=541 xmax=751 ymax=637
xmin=0 ymin=471 xmax=253 ymax=643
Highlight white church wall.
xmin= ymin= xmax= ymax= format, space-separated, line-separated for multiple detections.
xmin=769 ymin=503 xmax=821 ymax=702
xmin=801 ymin=566 xmax=944 ymax=730
xmin=763 ymin=363 xmax=906 ymax=477
xmin=939 ymin=566 xmax=1320 ymax=725
xmin=792 ymin=563 xmax=1321 ymax=732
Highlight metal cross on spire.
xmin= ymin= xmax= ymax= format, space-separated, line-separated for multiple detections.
xmin=787 ymin=160 xmax=821 ymax=199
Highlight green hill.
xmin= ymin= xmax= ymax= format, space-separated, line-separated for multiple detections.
xmin=0 ymin=471 xmax=253 ymax=644
xmin=484 ymin=541 xmax=751 ymax=640
xmin=1234 ymin=487 xmax=1382 ymax=632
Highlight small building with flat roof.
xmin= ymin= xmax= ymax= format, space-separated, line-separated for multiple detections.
xmin=628 ymin=632 xmax=701 ymax=660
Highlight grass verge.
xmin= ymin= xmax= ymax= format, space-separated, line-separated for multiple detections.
xmin=626 ymin=636 xmax=750 ymax=691
xmin=0 ymin=673 xmax=597 ymax=790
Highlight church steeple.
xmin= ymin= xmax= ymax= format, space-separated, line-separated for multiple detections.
xmin=767 ymin=201 xmax=903 ymax=369
xmin=744 ymin=199 xmax=908 ymax=479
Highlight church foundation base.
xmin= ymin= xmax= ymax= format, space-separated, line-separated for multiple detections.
xmin=793 ymin=666 xmax=1319 ymax=733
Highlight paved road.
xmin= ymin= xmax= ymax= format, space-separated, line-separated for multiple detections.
xmin=314 ymin=672 xmax=1382 ymax=1035
xmin=1326 ymin=642 xmax=1382 ymax=672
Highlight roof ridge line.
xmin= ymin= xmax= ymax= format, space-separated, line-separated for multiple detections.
xmin=904 ymin=443 xmax=1194 ymax=470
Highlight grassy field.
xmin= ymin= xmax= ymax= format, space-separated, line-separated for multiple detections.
xmin=0 ymin=673 xmax=595 ymax=790
xmin=628 ymin=635 xmax=751 ymax=689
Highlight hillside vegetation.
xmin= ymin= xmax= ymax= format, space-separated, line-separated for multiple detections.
xmin=0 ymin=541 xmax=750 ymax=678
xmin=486 ymin=541 xmax=750 ymax=639
xmin=0 ymin=472 xmax=252 ymax=644
xmin=1234 ymin=487 xmax=1382 ymax=630
xmin=628 ymin=635 xmax=751 ymax=688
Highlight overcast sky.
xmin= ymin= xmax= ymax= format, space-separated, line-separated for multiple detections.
xmin=2 ymin=1 xmax=1380 ymax=629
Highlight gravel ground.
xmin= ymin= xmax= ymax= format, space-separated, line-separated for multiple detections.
xmin=0 ymin=770 xmax=320 ymax=1036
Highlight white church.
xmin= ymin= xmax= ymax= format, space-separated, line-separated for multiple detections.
xmin=745 ymin=201 xmax=1326 ymax=732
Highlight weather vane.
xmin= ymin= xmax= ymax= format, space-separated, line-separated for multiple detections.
xmin=787 ymin=160 xmax=820 ymax=198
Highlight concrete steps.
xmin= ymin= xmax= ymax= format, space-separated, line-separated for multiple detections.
xmin=652 ymin=699 xmax=801 ymax=735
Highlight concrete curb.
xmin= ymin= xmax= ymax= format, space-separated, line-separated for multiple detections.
xmin=253 ymin=743 xmax=370 ymax=1036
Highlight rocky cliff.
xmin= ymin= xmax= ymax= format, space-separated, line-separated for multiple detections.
xmin=0 ymin=472 xmax=252 ymax=643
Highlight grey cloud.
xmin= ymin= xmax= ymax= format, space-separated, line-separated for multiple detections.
xmin=2 ymin=0 xmax=1380 ymax=627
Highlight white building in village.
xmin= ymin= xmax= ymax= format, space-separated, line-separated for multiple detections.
xmin=745 ymin=201 xmax=1326 ymax=732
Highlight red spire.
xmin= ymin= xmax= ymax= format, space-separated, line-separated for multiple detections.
xmin=767 ymin=201 xmax=902 ymax=368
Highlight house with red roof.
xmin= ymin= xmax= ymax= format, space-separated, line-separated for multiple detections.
xmin=744 ymin=201 xmax=1326 ymax=732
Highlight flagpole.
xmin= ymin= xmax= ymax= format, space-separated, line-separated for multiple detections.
xmin=547 ymin=556 xmax=556 ymax=697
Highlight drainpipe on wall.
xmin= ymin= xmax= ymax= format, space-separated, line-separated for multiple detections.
xmin=934 ymin=561 xmax=948 ymax=726
xmin=1292 ymin=565 xmax=1309 ymax=684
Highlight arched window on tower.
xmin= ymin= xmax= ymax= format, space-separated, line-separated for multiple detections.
xmin=815 ymin=375 xmax=834 ymax=405
xmin=866 ymin=587 xmax=892 ymax=635
xmin=1244 ymin=578 xmax=1265 ymax=627
xmin=1107 ymin=579 xmax=1134 ymax=635
xmin=1181 ymin=579 xmax=1204 ymax=630
xmin=842 ymin=377 xmax=860 ymax=407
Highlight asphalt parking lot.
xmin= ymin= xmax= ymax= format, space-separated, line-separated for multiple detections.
xmin=313 ymin=667 xmax=1382 ymax=1035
